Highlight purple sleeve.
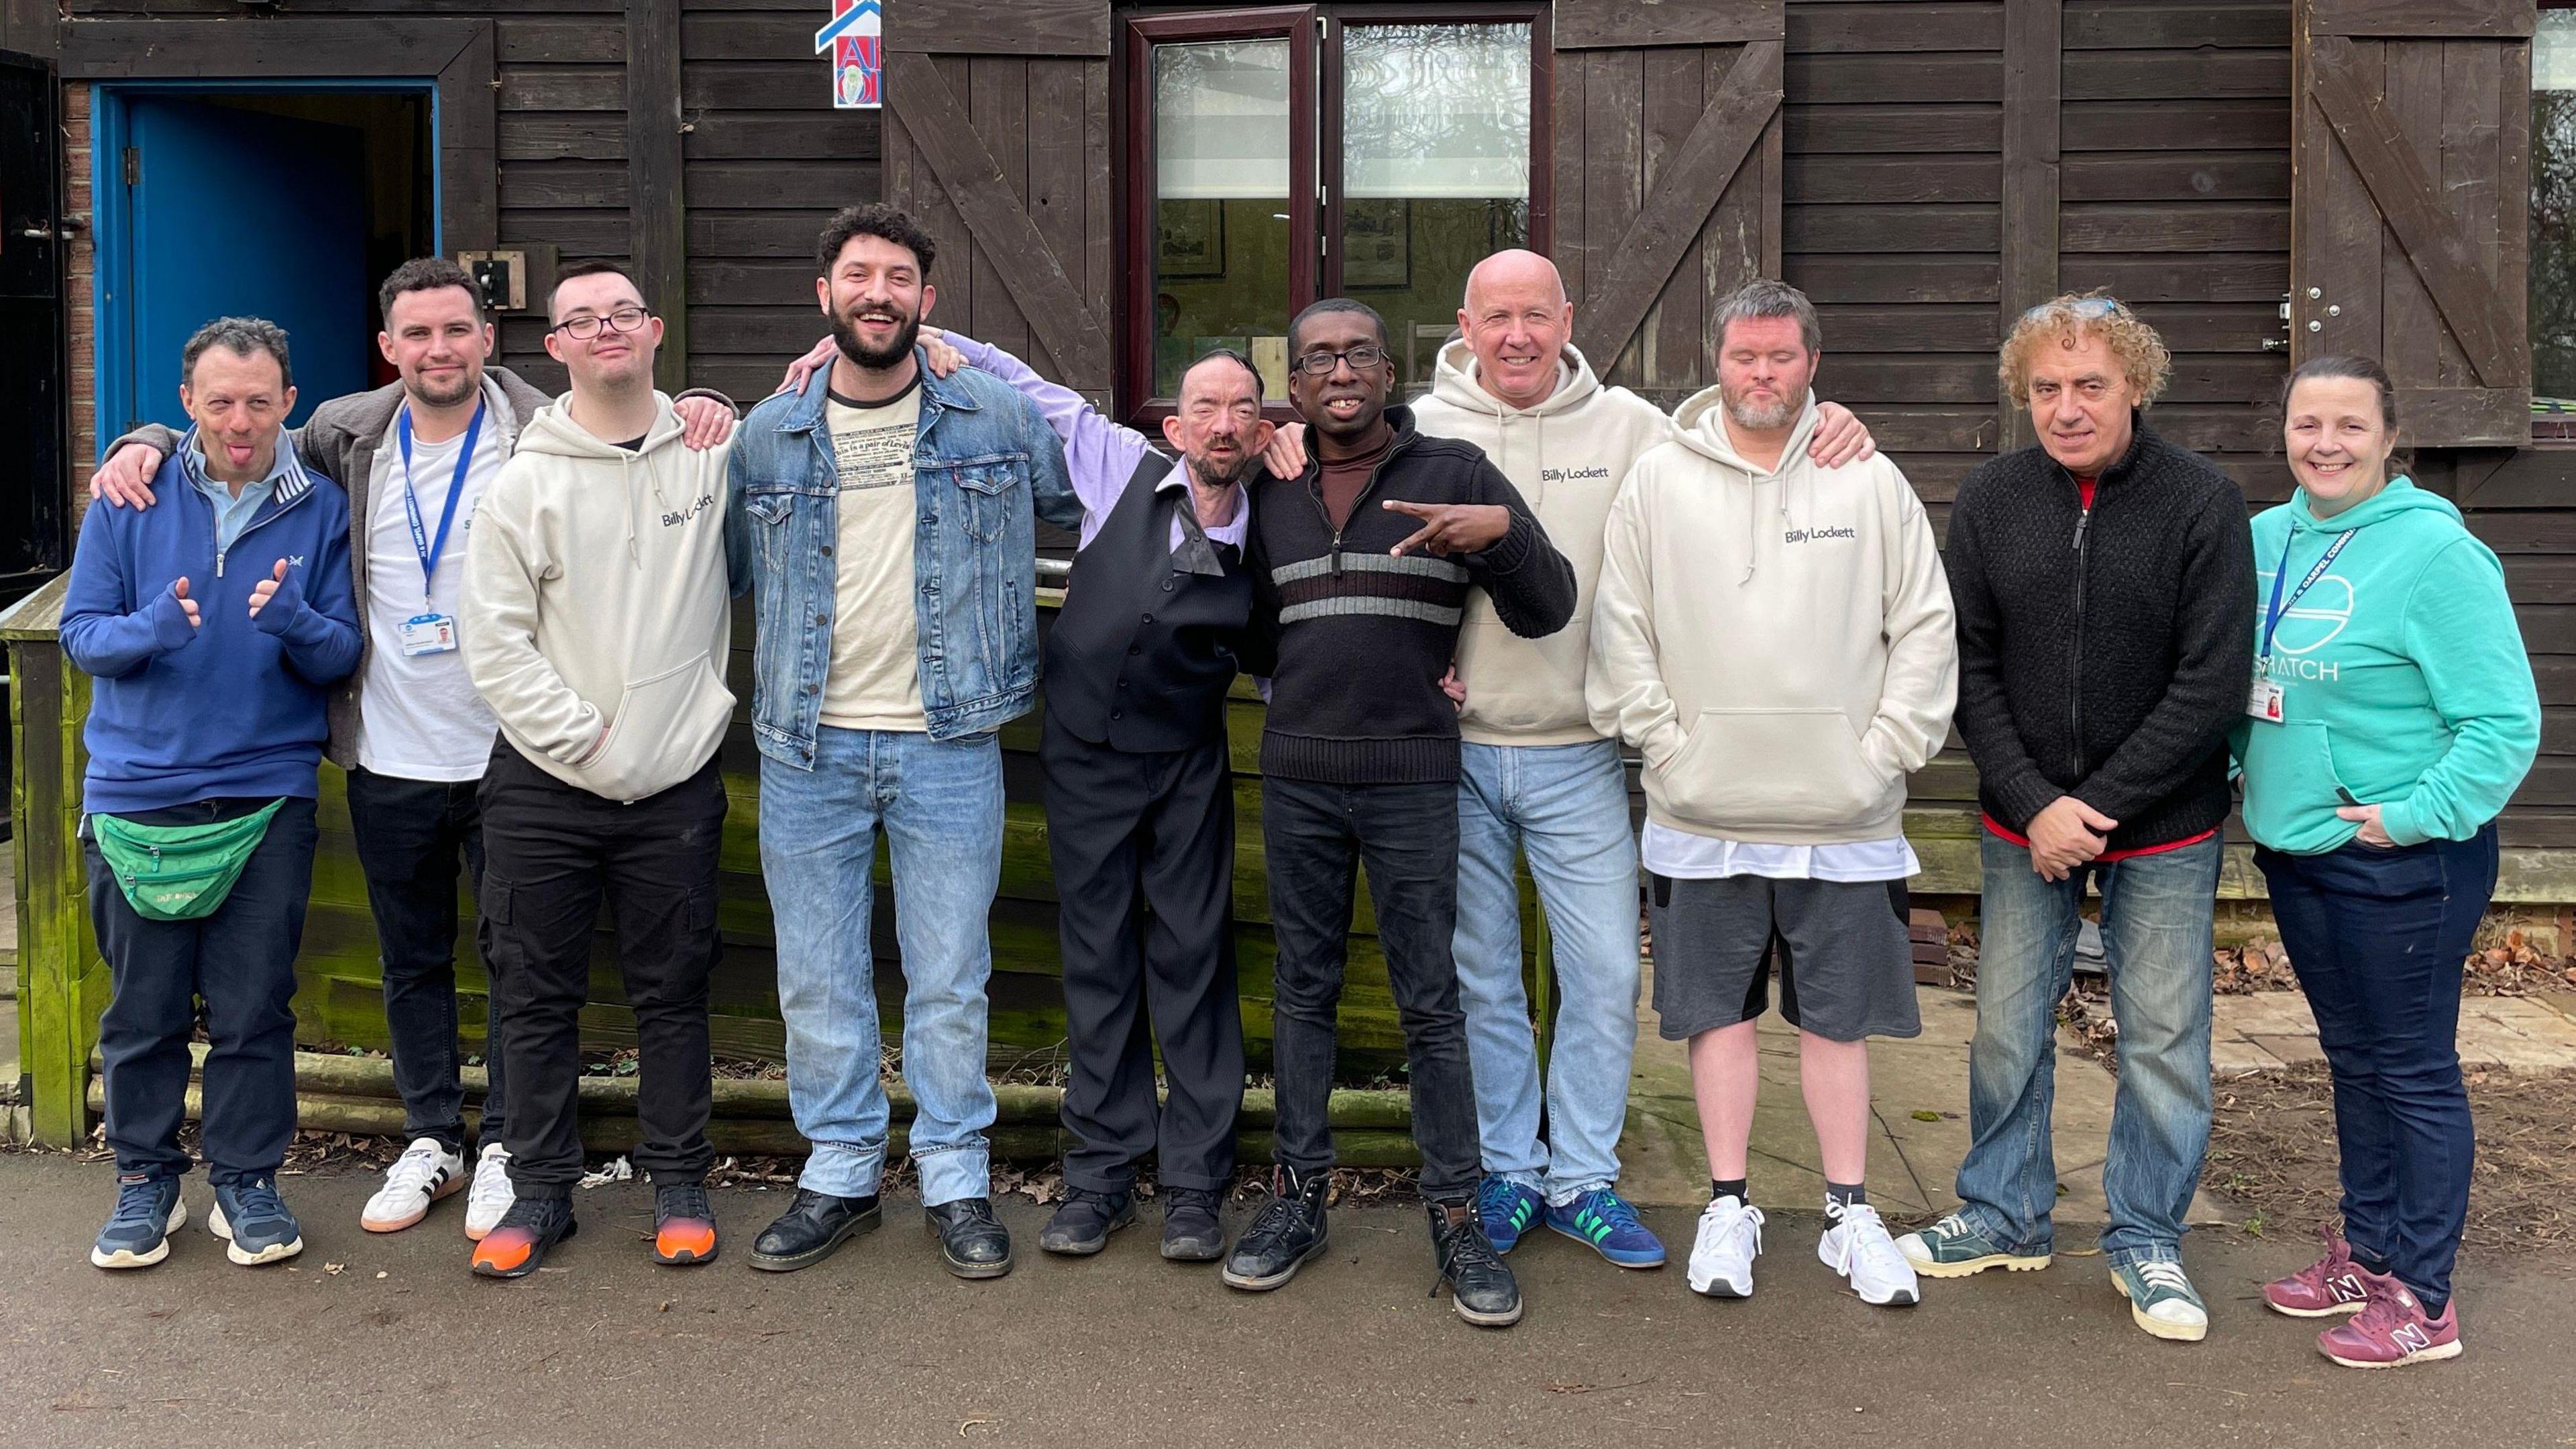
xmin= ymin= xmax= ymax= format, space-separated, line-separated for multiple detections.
xmin=941 ymin=332 xmax=1148 ymax=526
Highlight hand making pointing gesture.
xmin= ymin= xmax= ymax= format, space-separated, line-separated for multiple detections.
xmin=1383 ymin=498 xmax=1511 ymax=558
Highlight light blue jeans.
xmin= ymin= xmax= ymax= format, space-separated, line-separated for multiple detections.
xmin=1452 ymin=739 xmax=1642 ymax=1205
xmin=1956 ymin=830 xmax=2220 ymax=1267
xmin=761 ymin=727 xmax=1004 ymax=1206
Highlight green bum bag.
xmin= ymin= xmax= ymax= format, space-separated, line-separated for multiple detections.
xmin=91 ymin=799 xmax=286 ymax=922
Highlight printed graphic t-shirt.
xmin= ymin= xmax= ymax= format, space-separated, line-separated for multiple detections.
xmin=820 ymin=380 xmax=928 ymax=731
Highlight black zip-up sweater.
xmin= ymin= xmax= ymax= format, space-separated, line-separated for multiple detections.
xmin=1945 ymin=415 xmax=2257 ymax=853
xmin=1250 ymin=405 xmax=1577 ymax=784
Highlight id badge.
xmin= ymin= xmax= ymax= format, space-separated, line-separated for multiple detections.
xmin=400 ymin=612 xmax=459 ymax=657
xmin=2245 ymin=675 xmax=2285 ymax=723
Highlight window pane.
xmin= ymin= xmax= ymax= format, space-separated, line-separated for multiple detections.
xmin=1342 ymin=23 xmax=1532 ymax=399
xmin=2534 ymin=12 xmax=2576 ymax=402
xmin=1155 ymin=39 xmax=1295 ymax=398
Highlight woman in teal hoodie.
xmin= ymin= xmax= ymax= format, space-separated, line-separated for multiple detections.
xmin=2236 ymin=356 xmax=2537 ymax=1371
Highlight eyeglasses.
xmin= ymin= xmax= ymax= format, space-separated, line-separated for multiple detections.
xmin=2019 ymin=295 xmax=2125 ymax=326
xmin=1291 ymin=344 xmax=1387 ymax=377
xmin=551 ymin=306 xmax=651 ymax=341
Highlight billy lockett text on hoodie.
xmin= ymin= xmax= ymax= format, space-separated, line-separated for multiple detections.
xmin=462 ymin=394 xmax=737 ymax=803
xmin=1587 ymin=388 xmax=1957 ymax=873
xmin=1407 ymin=338 xmax=1676 ymax=747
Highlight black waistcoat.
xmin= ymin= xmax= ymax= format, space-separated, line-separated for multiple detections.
xmin=1043 ymin=449 xmax=1253 ymax=753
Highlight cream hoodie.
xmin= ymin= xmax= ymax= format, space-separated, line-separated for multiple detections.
xmin=1587 ymin=389 xmax=1957 ymax=845
xmin=1411 ymin=339 xmax=1674 ymax=746
xmin=463 ymin=394 xmax=736 ymax=802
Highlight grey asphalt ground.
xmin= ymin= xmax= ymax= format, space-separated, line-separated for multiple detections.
xmin=1 ymin=1152 xmax=2569 ymax=1448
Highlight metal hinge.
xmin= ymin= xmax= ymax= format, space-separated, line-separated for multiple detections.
xmin=122 ymin=147 xmax=139 ymax=185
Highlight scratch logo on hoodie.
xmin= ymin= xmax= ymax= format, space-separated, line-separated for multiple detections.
xmin=663 ymin=493 xmax=716 ymax=527
xmin=1542 ymin=465 xmax=1612 ymax=482
xmin=2254 ymin=568 xmax=2353 ymax=678
xmin=1783 ymin=525 xmax=1857 ymax=544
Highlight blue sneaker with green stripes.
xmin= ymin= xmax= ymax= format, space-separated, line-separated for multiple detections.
xmin=1476 ymin=1176 xmax=1544 ymax=1254
xmin=1544 ymin=1188 xmax=1666 ymax=1269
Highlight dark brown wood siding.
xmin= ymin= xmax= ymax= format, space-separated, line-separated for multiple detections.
xmin=678 ymin=1 xmax=883 ymax=403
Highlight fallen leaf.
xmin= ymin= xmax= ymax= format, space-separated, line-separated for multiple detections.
xmin=1910 ymin=1110 xmax=1941 ymax=1123
xmin=323 ymin=1262 xmax=346 ymax=1276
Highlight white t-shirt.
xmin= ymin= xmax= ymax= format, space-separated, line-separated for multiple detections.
xmin=354 ymin=419 xmax=504 ymax=781
xmin=818 ymin=385 xmax=928 ymax=731
xmin=1641 ymin=824 xmax=1919 ymax=883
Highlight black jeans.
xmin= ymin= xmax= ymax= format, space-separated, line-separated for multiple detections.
xmin=479 ymin=744 xmax=727 ymax=1198
xmin=1258 ymin=775 xmax=1481 ymax=1201
xmin=346 ymin=766 xmax=506 ymax=1149
xmin=88 ymin=794 xmax=319 ymax=1186
xmin=1042 ymin=714 xmax=1244 ymax=1193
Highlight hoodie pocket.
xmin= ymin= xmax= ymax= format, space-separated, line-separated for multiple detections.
xmin=2239 ymin=718 xmax=2357 ymax=849
xmin=1656 ymin=708 xmax=1891 ymax=832
xmin=587 ymin=651 xmax=736 ymax=801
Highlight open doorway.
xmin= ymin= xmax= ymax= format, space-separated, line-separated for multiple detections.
xmin=94 ymin=84 xmax=435 ymax=440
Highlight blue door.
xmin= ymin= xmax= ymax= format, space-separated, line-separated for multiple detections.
xmin=125 ymin=98 xmax=368 ymax=429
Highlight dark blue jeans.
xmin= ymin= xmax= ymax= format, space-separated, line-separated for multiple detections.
xmin=87 ymin=795 xmax=319 ymax=1186
xmin=1260 ymin=775 xmax=1481 ymax=1201
xmin=347 ymin=767 xmax=506 ymax=1150
xmin=2255 ymin=825 xmax=2496 ymax=1309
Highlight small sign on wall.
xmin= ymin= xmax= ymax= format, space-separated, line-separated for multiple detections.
xmin=816 ymin=0 xmax=883 ymax=109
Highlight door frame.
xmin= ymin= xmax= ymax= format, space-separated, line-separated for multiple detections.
xmin=62 ymin=16 xmax=496 ymax=455
xmin=89 ymin=79 xmax=441 ymax=449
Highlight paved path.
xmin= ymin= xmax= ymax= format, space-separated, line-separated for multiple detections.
xmin=2212 ymin=988 xmax=2576 ymax=1074
xmin=1 ymin=1155 xmax=2567 ymax=1449
xmin=1619 ymin=979 xmax=2233 ymax=1226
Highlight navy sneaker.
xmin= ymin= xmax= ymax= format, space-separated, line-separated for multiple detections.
xmin=1477 ymin=1176 xmax=1544 ymax=1254
xmin=208 ymin=1177 xmax=305 ymax=1266
xmin=1546 ymin=1187 xmax=1667 ymax=1269
xmin=92 ymin=1173 xmax=187 ymax=1270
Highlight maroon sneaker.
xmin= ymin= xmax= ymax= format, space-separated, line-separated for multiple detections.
xmin=2318 ymin=1280 xmax=2461 ymax=1369
xmin=2264 ymin=1226 xmax=2377 ymax=1318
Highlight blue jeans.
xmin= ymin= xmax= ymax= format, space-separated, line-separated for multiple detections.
xmin=1957 ymin=830 xmax=2220 ymax=1267
xmin=761 ymin=727 xmax=1004 ymax=1207
xmin=1453 ymin=740 xmax=1641 ymax=1203
xmin=2257 ymin=827 xmax=2495 ymax=1309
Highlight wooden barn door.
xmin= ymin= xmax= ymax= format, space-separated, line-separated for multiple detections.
xmin=1552 ymin=0 xmax=1784 ymax=405
xmin=884 ymin=0 xmax=1118 ymax=400
xmin=2292 ymin=1 xmax=2535 ymax=445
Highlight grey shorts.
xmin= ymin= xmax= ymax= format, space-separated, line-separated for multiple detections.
xmin=1646 ymin=873 xmax=1922 ymax=1043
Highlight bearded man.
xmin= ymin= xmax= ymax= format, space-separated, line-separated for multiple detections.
xmin=723 ymin=204 xmax=1081 ymax=1281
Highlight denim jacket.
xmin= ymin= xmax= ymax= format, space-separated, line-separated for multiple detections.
xmin=725 ymin=354 xmax=1082 ymax=765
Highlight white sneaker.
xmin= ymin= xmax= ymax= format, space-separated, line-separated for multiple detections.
xmin=463 ymin=1142 xmax=516 ymax=1242
xmin=1819 ymin=1203 xmax=1921 ymax=1307
xmin=360 ymin=1137 xmax=465 ymax=1233
xmin=1687 ymin=1196 xmax=1764 ymax=1298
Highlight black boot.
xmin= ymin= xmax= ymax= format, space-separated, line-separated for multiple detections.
xmin=1039 ymin=1187 xmax=1135 ymax=1256
xmin=1430 ymin=1200 xmax=1523 ymax=1328
xmin=1220 ymin=1167 xmax=1330 ymax=1291
xmin=924 ymin=1197 xmax=1014 ymax=1280
xmin=1159 ymin=1187 xmax=1226 ymax=1263
xmin=749 ymin=1189 xmax=882 ymax=1273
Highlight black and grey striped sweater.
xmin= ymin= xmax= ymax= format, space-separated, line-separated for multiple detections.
xmin=1249 ymin=406 xmax=1577 ymax=785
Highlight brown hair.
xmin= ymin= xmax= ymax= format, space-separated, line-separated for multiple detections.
xmin=1997 ymin=291 xmax=2171 ymax=406
xmin=376 ymin=256 xmax=486 ymax=327
xmin=2279 ymin=354 xmax=2407 ymax=472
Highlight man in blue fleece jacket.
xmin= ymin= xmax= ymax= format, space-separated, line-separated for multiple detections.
xmin=60 ymin=317 xmax=361 ymax=1272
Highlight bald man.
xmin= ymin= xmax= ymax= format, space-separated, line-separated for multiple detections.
xmin=1267 ymin=253 xmax=1876 ymax=1270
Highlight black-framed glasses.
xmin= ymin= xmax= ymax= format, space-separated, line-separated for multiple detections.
xmin=551 ymin=306 xmax=651 ymax=340
xmin=1291 ymin=344 xmax=1388 ymax=377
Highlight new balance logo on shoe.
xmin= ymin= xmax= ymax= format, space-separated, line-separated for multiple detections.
xmin=2392 ymin=1323 xmax=2434 ymax=1353
xmin=2329 ymin=1273 xmax=2365 ymax=1302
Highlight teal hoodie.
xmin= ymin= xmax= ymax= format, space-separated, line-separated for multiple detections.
xmin=2235 ymin=476 xmax=2538 ymax=854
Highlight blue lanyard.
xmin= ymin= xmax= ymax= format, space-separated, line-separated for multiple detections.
xmin=396 ymin=401 xmax=484 ymax=600
xmin=2261 ymin=527 xmax=2355 ymax=659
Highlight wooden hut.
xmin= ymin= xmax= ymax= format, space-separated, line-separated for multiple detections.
xmin=7 ymin=0 xmax=2573 ymax=1146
